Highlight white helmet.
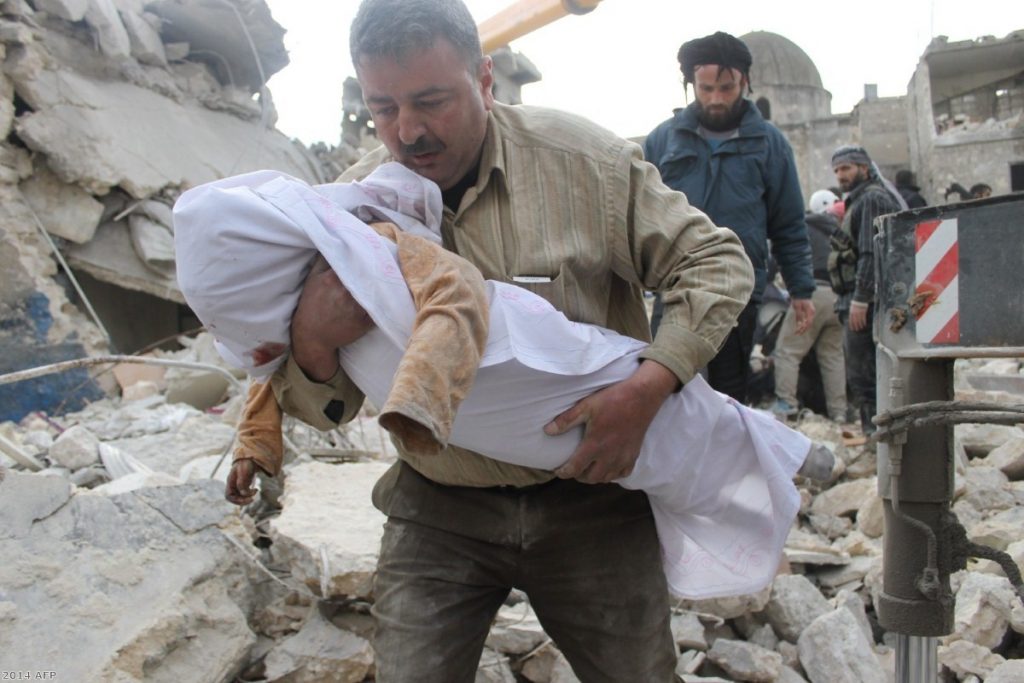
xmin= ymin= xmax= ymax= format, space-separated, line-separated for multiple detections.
xmin=809 ymin=189 xmax=840 ymax=215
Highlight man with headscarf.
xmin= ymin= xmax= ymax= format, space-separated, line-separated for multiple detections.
xmin=645 ymin=31 xmax=815 ymax=404
xmin=829 ymin=145 xmax=903 ymax=435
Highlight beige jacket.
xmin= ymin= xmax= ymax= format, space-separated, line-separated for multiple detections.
xmin=235 ymin=221 xmax=489 ymax=476
xmin=273 ymin=102 xmax=754 ymax=487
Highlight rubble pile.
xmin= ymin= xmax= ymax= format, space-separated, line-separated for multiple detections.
xmin=0 ymin=0 xmax=375 ymax=421
xmin=1 ymin=347 xmax=1023 ymax=681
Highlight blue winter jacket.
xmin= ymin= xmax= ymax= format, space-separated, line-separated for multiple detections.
xmin=643 ymin=101 xmax=814 ymax=303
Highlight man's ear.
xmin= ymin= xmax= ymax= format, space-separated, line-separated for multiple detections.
xmin=478 ymin=55 xmax=495 ymax=111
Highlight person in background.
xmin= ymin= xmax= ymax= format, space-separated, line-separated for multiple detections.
xmin=829 ymin=145 xmax=904 ymax=435
xmin=235 ymin=1 xmax=754 ymax=680
xmin=772 ymin=190 xmax=847 ymax=422
xmin=895 ymin=170 xmax=927 ymax=208
xmin=970 ymin=183 xmax=992 ymax=199
xmin=644 ymin=31 xmax=815 ymax=404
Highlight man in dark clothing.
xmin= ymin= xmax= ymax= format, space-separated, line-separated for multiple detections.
xmin=645 ymin=31 xmax=815 ymax=403
xmin=895 ymin=170 xmax=927 ymax=208
xmin=830 ymin=145 xmax=902 ymax=434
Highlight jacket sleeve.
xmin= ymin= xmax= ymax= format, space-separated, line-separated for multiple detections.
xmin=271 ymin=357 xmax=365 ymax=431
xmin=613 ymin=143 xmax=754 ymax=385
xmin=852 ymin=189 xmax=901 ymax=305
xmin=764 ymin=132 xmax=815 ymax=300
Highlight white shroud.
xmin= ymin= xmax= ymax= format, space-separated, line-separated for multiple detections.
xmin=174 ymin=164 xmax=810 ymax=598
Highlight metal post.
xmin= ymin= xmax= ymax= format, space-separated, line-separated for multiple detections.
xmin=876 ymin=344 xmax=954 ymax=683
xmin=895 ymin=634 xmax=938 ymax=683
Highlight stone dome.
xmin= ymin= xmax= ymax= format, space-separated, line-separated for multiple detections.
xmin=740 ymin=31 xmax=823 ymax=89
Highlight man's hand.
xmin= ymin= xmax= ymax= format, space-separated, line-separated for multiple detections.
xmin=545 ymin=360 xmax=678 ymax=484
xmin=226 ymin=459 xmax=258 ymax=506
xmin=791 ymin=298 xmax=815 ymax=335
xmin=848 ymin=301 xmax=869 ymax=332
xmin=291 ymin=255 xmax=375 ymax=381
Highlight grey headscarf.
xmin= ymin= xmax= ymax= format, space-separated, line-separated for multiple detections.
xmin=831 ymin=145 xmax=909 ymax=211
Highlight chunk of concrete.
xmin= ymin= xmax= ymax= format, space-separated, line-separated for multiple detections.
xmin=84 ymin=0 xmax=131 ymax=58
xmin=764 ymin=574 xmax=832 ymax=642
xmin=0 ymin=480 xmax=257 ymax=681
xmin=707 ymin=638 xmax=782 ymax=682
xmin=982 ymin=437 xmax=1024 ymax=480
xmin=120 ymin=10 xmax=166 ymax=66
xmin=262 ymin=607 xmax=373 ymax=683
xmin=34 ymin=0 xmax=88 ymax=21
xmin=269 ymin=461 xmax=390 ymax=600
xmin=938 ymin=639 xmax=1005 ymax=679
xmin=987 ymin=659 xmax=1024 ymax=683
xmin=809 ymin=477 xmax=875 ymax=518
xmin=948 ymin=572 xmax=1015 ymax=649
xmin=19 ymin=163 xmax=105 ymax=244
xmin=969 ymin=506 xmax=1024 ymax=551
xmin=797 ymin=608 xmax=886 ymax=683
xmin=0 ymin=469 xmax=72 ymax=540
xmin=49 ymin=423 xmax=101 ymax=470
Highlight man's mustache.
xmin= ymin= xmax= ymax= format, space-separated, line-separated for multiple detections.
xmin=401 ymin=137 xmax=444 ymax=156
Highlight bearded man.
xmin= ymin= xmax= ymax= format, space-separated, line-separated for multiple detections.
xmin=829 ymin=145 xmax=903 ymax=435
xmin=645 ymin=31 xmax=815 ymax=403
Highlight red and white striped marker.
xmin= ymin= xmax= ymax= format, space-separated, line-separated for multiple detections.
xmin=914 ymin=217 xmax=959 ymax=344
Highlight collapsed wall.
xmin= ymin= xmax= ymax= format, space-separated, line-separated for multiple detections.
xmin=0 ymin=0 xmax=327 ymax=421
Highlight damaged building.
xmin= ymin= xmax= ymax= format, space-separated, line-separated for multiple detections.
xmin=0 ymin=0 xmax=324 ymax=421
xmin=745 ymin=29 xmax=1024 ymax=204
xmin=2 ymin=4 xmax=1024 ymax=682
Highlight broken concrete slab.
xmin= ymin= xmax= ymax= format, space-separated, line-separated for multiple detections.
xmin=269 ymin=461 xmax=391 ymax=600
xmin=0 ymin=468 xmax=72 ymax=539
xmin=34 ymin=0 xmax=88 ymax=22
xmin=18 ymin=161 xmax=105 ymax=244
xmin=0 ymin=479 xmax=258 ymax=682
xmin=13 ymin=67 xmax=322 ymax=198
xmin=84 ymin=0 xmax=131 ymax=59
xmin=120 ymin=10 xmax=167 ymax=66
xmin=147 ymin=0 xmax=287 ymax=90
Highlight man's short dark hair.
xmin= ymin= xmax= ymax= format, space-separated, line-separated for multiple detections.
xmin=350 ymin=0 xmax=483 ymax=70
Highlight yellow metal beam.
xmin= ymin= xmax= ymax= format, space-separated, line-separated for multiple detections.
xmin=478 ymin=0 xmax=603 ymax=54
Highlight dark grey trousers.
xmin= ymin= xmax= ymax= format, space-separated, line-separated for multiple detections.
xmin=369 ymin=462 xmax=679 ymax=683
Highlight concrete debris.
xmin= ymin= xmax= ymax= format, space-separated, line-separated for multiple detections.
xmin=797 ymin=608 xmax=887 ymax=683
xmin=1 ymin=0 xmax=340 ymax=422
xmin=4 ymin=356 xmax=1024 ymax=681
xmin=47 ymin=422 xmax=100 ymax=470
xmin=261 ymin=606 xmax=373 ymax=683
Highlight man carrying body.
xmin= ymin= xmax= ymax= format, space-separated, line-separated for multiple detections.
xmin=829 ymin=145 xmax=902 ymax=435
xmin=644 ymin=31 xmax=815 ymax=403
xmin=226 ymin=1 xmax=753 ymax=681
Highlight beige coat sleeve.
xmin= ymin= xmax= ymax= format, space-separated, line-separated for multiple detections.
xmin=264 ymin=221 xmax=489 ymax=463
